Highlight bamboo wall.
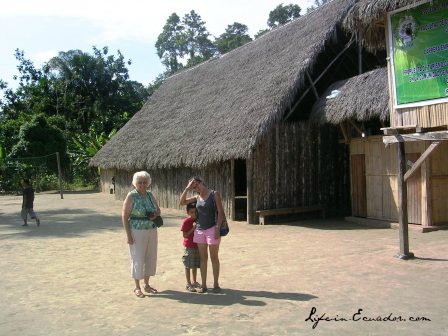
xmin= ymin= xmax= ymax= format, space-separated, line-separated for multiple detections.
xmin=350 ymin=136 xmax=448 ymax=225
xmin=251 ymin=122 xmax=351 ymax=216
xmin=99 ymin=168 xmax=116 ymax=193
xmin=391 ymin=102 xmax=448 ymax=128
xmin=107 ymin=163 xmax=234 ymax=218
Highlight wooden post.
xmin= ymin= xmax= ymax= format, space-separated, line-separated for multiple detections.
xmin=421 ymin=143 xmax=433 ymax=227
xmin=396 ymin=142 xmax=413 ymax=259
xmin=56 ymin=152 xmax=64 ymax=199
xmin=230 ymin=159 xmax=235 ymax=221
xmin=246 ymin=154 xmax=255 ymax=224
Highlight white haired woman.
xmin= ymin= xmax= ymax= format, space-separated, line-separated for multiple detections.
xmin=122 ymin=171 xmax=161 ymax=298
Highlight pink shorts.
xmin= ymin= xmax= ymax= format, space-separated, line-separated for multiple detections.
xmin=193 ymin=226 xmax=221 ymax=245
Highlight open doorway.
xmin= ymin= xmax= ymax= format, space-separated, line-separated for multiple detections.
xmin=234 ymin=159 xmax=247 ymax=220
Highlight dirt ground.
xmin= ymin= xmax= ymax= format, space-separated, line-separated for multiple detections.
xmin=0 ymin=191 xmax=447 ymax=336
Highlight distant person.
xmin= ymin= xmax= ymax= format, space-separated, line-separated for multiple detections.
xmin=122 ymin=171 xmax=161 ymax=298
xmin=180 ymin=176 xmax=224 ymax=293
xmin=180 ymin=202 xmax=200 ymax=292
xmin=21 ymin=178 xmax=40 ymax=227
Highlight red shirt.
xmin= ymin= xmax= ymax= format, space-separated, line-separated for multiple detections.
xmin=180 ymin=217 xmax=198 ymax=248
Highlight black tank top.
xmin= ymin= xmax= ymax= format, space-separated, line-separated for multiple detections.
xmin=196 ymin=191 xmax=216 ymax=230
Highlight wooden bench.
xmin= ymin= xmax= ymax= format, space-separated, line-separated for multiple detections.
xmin=256 ymin=205 xmax=326 ymax=225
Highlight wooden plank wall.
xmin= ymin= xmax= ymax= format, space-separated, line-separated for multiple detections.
xmin=391 ymin=102 xmax=448 ymax=128
xmin=431 ymin=141 xmax=448 ymax=225
xmin=251 ymin=122 xmax=350 ymax=216
xmin=350 ymin=136 xmax=448 ymax=225
xmin=110 ymin=163 xmax=234 ymax=218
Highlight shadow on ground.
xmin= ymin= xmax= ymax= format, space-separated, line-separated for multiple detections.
xmin=264 ymin=218 xmax=386 ymax=231
xmin=0 ymin=208 xmax=183 ymax=239
xmin=150 ymin=288 xmax=318 ymax=306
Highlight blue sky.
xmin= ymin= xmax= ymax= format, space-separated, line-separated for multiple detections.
xmin=0 ymin=0 xmax=314 ymax=89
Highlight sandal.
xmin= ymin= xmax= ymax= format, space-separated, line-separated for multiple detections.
xmin=186 ymin=284 xmax=197 ymax=292
xmin=134 ymin=288 xmax=145 ymax=298
xmin=197 ymin=286 xmax=208 ymax=294
xmin=212 ymin=286 xmax=222 ymax=293
xmin=144 ymin=284 xmax=158 ymax=294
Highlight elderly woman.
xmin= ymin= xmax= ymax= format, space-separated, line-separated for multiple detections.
xmin=180 ymin=176 xmax=224 ymax=293
xmin=122 ymin=171 xmax=161 ymax=298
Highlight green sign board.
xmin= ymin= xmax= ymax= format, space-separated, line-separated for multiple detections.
xmin=389 ymin=0 xmax=448 ymax=106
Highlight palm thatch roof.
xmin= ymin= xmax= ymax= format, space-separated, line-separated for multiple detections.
xmin=91 ymin=0 xmax=356 ymax=170
xmin=343 ymin=0 xmax=423 ymax=51
xmin=310 ymin=67 xmax=389 ymax=124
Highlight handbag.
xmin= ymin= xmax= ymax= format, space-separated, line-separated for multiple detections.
xmin=211 ymin=191 xmax=230 ymax=236
xmin=146 ymin=192 xmax=163 ymax=228
xmin=152 ymin=215 xmax=164 ymax=228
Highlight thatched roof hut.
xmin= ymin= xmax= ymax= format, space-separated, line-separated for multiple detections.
xmin=343 ymin=0 xmax=422 ymax=51
xmin=91 ymin=0 xmax=356 ymax=170
xmin=310 ymin=67 xmax=389 ymax=124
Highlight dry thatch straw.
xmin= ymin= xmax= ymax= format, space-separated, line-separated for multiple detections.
xmin=310 ymin=67 xmax=389 ymax=124
xmin=91 ymin=0 xmax=356 ymax=170
xmin=343 ymin=0 xmax=424 ymax=51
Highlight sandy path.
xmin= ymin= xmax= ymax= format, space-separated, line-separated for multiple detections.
xmin=0 ymin=191 xmax=447 ymax=335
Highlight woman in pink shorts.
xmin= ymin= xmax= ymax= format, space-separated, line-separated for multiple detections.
xmin=180 ymin=177 xmax=224 ymax=293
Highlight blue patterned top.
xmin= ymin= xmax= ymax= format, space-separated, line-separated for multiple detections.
xmin=129 ymin=190 xmax=157 ymax=230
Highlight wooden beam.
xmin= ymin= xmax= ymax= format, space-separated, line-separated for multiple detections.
xmin=306 ymin=71 xmax=319 ymax=100
xmin=285 ymin=39 xmax=354 ymax=120
xmin=383 ymin=131 xmax=448 ymax=144
xmin=357 ymin=32 xmax=362 ymax=75
xmin=404 ymin=141 xmax=441 ymax=182
xmin=340 ymin=122 xmax=350 ymax=144
xmin=348 ymin=119 xmax=363 ymax=136
xmin=396 ymin=141 xmax=414 ymax=259
xmin=381 ymin=125 xmax=418 ymax=135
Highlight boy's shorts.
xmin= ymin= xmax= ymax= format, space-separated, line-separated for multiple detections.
xmin=21 ymin=208 xmax=37 ymax=220
xmin=182 ymin=247 xmax=200 ymax=269
xmin=193 ymin=226 xmax=221 ymax=245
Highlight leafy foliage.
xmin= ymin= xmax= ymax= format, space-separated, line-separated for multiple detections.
xmin=267 ymin=4 xmax=301 ymax=28
xmin=215 ymin=23 xmax=253 ymax=54
xmin=155 ymin=13 xmax=185 ymax=74
xmin=156 ymin=11 xmax=216 ymax=74
xmin=10 ymin=114 xmax=69 ymax=174
xmin=0 ymin=47 xmax=148 ymax=190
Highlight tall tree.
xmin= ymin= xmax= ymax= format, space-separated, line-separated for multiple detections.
xmin=156 ymin=10 xmax=215 ymax=73
xmin=182 ymin=10 xmax=216 ymax=67
xmin=155 ymin=13 xmax=185 ymax=74
xmin=267 ymin=4 xmax=301 ymax=28
xmin=215 ymin=22 xmax=253 ymax=54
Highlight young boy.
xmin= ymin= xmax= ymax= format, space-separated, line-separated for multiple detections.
xmin=180 ymin=203 xmax=200 ymax=292
xmin=21 ymin=178 xmax=40 ymax=227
